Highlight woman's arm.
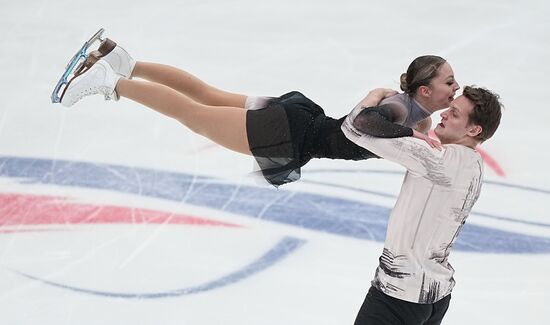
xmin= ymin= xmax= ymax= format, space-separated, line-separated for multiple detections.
xmin=352 ymin=105 xmax=414 ymax=138
xmin=349 ymin=88 xmax=413 ymax=138
xmin=357 ymin=88 xmax=398 ymax=108
xmin=347 ymin=88 xmax=441 ymax=149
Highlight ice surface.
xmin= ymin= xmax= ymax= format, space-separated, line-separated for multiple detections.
xmin=0 ymin=0 xmax=549 ymax=324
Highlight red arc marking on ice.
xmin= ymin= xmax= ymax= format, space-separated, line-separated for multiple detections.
xmin=0 ymin=193 xmax=239 ymax=233
xmin=429 ymin=130 xmax=505 ymax=177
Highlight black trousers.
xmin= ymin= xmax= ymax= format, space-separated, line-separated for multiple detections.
xmin=354 ymin=286 xmax=451 ymax=325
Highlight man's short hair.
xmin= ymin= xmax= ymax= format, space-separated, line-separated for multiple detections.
xmin=463 ymin=86 xmax=503 ymax=142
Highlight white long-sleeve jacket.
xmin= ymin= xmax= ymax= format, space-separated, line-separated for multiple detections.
xmin=342 ymin=121 xmax=483 ymax=304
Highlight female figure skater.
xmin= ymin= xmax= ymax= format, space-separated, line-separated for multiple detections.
xmin=59 ymin=38 xmax=459 ymax=186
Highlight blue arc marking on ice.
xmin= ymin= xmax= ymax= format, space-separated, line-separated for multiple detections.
xmin=6 ymin=236 xmax=305 ymax=299
xmin=2 ymin=156 xmax=550 ymax=254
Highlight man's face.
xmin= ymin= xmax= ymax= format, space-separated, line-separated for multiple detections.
xmin=434 ymin=95 xmax=479 ymax=145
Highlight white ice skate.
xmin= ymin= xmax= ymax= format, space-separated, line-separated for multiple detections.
xmin=96 ymin=39 xmax=136 ymax=79
xmin=51 ymin=28 xmax=134 ymax=104
xmin=60 ymin=60 xmax=120 ymax=107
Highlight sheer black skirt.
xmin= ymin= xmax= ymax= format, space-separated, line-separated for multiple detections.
xmin=246 ymin=91 xmax=378 ymax=187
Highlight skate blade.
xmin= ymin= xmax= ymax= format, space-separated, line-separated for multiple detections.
xmin=51 ymin=28 xmax=106 ymax=104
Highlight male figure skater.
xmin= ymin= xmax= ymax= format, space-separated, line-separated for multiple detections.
xmin=343 ymin=86 xmax=503 ymax=324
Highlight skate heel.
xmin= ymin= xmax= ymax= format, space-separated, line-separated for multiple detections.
xmin=97 ymin=38 xmax=117 ymax=56
xmin=72 ymin=50 xmax=101 ymax=77
xmin=71 ymin=38 xmax=116 ymax=77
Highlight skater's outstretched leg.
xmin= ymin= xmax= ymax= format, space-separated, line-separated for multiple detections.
xmin=132 ymin=62 xmax=247 ymax=108
xmin=81 ymin=38 xmax=248 ymax=109
xmin=115 ymin=78 xmax=251 ymax=155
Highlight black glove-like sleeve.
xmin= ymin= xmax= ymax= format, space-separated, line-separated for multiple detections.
xmin=352 ymin=104 xmax=414 ymax=138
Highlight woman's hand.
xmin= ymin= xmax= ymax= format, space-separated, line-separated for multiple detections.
xmin=359 ymin=88 xmax=398 ymax=107
xmin=370 ymin=88 xmax=398 ymax=99
xmin=413 ymin=129 xmax=442 ymax=150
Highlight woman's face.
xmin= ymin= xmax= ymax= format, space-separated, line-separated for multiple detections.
xmin=426 ymin=62 xmax=460 ymax=111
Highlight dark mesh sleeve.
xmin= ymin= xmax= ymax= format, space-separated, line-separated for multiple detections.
xmin=352 ymin=104 xmax=413 ymax=138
